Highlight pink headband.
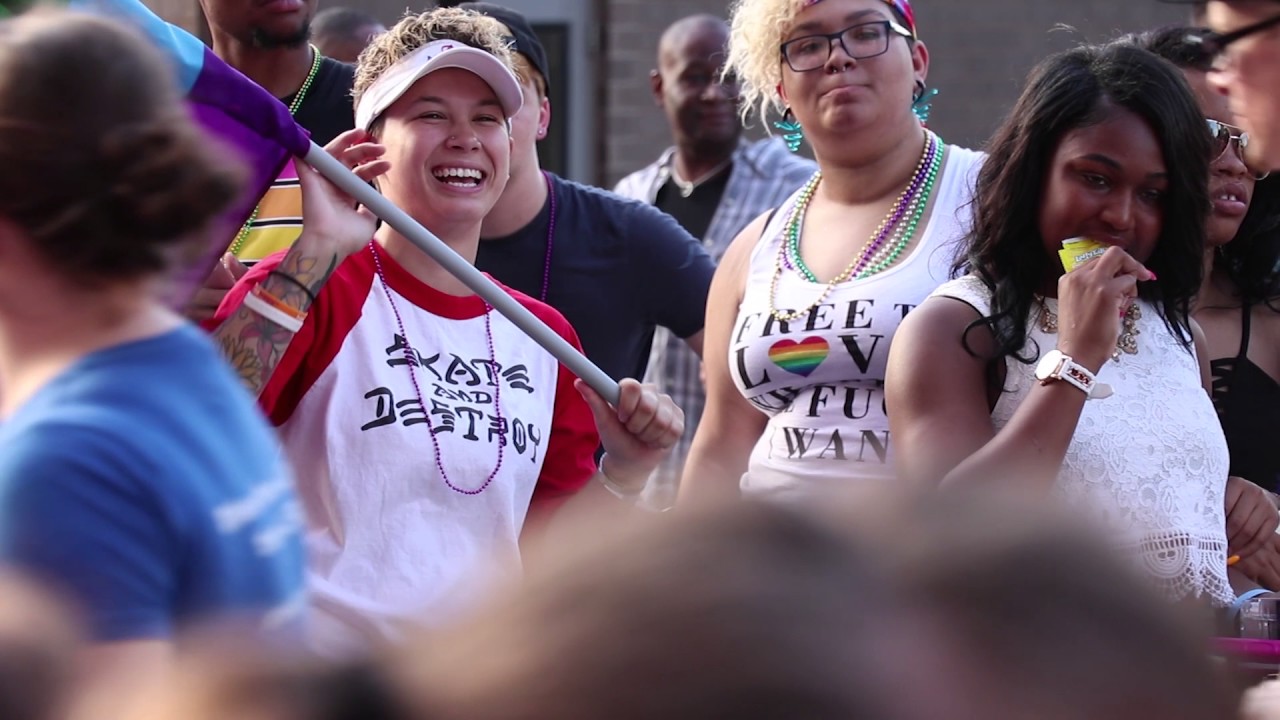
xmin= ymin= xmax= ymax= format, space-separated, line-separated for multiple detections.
xmin=802 ymin=0 xmax=917 ymax=38
xmin=882 ymin=0 xmax=916 ymax=37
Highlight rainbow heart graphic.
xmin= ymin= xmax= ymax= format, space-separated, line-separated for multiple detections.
xmin=768 ymin=337 xmax=829 ymax=377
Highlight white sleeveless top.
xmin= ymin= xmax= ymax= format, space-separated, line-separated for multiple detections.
xmin=931 ymin=275 xmax=1233 ymax=606
xmin=729 ymin=144 xmax=983 ymax=497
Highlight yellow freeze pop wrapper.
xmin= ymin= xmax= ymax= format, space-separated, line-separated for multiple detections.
xmin=1058 ymin=236 xmax=1108 ymax=272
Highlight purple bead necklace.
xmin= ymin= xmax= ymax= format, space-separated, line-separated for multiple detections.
xmin=370 ymin=241 xmax=505 ymax=496
xmin=783 ymin=131 xmax=937 ymax=281
xmin=848 ymin=133 xmax=937 ymax=278
xmin=539 ymin=170 xmax=557 ymax=302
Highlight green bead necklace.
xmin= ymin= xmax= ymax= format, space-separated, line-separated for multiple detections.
xmin=228 ymin=45 xmax=323 ymax=258
xmin=785 ymin=131 xmax=942 ymax=283
xmin=768 ymin=132 xmax=944 ymax=323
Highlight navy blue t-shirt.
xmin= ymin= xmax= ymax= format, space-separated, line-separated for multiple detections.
xmin=0 ymin=325 xmax=306 ymax=642
xmin=475 ymin=173 xmax=715 ymax=382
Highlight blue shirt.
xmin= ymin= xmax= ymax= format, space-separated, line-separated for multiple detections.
xmin=0 ymin=325 xmax=306 ymax=641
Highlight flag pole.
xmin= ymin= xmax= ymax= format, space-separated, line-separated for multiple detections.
xmin=304 ymin=142 xmax=622 ymax=406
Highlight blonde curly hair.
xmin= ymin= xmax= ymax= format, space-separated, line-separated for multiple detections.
xmin=352 ymin=8 xmax=517 ymax=110
xmin=726 ymin=0 xmax=809 ymax=124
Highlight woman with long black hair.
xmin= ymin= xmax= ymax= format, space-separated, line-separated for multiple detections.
xmin=887 ymin=42 xmax=1234 ymax=606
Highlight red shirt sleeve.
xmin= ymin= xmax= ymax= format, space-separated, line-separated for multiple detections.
xmin=206 ymin=251 xmax=319 ymax=425
xmin=518 ymin=297 xmax=599 ymax=505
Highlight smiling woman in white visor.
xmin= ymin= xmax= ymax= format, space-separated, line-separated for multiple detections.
xmin=209 ymin=8 xmax=683 ymax=656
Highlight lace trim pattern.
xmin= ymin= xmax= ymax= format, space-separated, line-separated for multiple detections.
xmin=930 ymin=277 xmax=1233 ymax=607
xmin=1126 ymin=531 xmax=1233 ymax=606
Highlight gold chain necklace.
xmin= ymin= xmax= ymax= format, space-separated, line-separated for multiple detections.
xmin=767 ymin=131 xmax=937 ymax=323
xmin=1036 ymin=298 xmax=1141 ymax=361
xmin=228 ymin=45 xmax=323 ymax=257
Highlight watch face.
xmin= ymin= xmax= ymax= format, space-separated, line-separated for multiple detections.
xmin=1035 ymin=351 xmax=1063 ymax=381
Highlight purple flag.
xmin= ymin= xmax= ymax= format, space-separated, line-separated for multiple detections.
xmin=68 ymin=0 xmax=311 ymax=305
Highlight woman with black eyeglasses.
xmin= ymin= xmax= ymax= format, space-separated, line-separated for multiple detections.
xmin=1137 ymin=27 xmax=1280 ymax=592
xmin=1197 ymin=0 xmax=1280 ymax=172
xmin=678 ymin=0 xmax=982 ymax=505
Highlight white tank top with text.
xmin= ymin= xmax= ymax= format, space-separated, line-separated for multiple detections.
xmin=730 ymin=145 xmax=983 ymax=497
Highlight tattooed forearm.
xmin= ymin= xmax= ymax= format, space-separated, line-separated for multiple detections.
xmin=273 ymin=252 xmax=339 ymax=308
xmin=223 ymin=335 xmax=263 ymax=388
xmin=212 ymin=243 xmax=343 ymax=397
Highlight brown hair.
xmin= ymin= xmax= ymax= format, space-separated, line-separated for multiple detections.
xmin=381 ymin=488 xmax=1237 ymax=720
xmin=0 ymin=573 xmax=80 ymax=720
xmin=511 ymin=54 xmax=546 ymax=98
xmin=390 ymin=501 xmax=926 ymax=720
xmin=846 ymin=487 xmax=1239 ymax=720
xmin=99 ymin=489 xmax=1236 ymax=720
xmin=0 ymin=9 xmax=243 ymax=285
xmin=110 ymin=638 xmax=410 ymax=720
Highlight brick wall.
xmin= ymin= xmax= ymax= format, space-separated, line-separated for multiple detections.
xmin=147 ymin=0 xmax=204 ymax=35
xmin=601 ymin=0 xmax=732 ymax=187
xmin=599 ymin=0 xmax=1192 ymax=186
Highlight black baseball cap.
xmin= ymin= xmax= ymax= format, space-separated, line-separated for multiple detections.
xmin=458 ymin=2 xmax=551 ymax=92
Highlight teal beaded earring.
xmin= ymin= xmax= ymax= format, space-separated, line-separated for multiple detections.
xmin=774 ymin=109 xmax=804 ymax=153
xmin=912 ymin=81 xmax=938 ymax=125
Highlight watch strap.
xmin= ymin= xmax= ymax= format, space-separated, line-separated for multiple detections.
xmin=1038 ymin=351 xmax=1112 ymax=399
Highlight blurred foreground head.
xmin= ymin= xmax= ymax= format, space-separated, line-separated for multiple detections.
xmin=390 ymin=487 xmax=1237 ymax=720
xmin=107 ymin=487 xmax=1238 ymax=720
xmin=0 ymin=9 xmax=242 ymax=289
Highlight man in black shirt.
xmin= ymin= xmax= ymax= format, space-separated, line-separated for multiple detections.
xmin=613 ymin=15 xmax=814 ymax=500
xmin=648 ymin=15 xmax=740 ymax=241
xmin=461 ymin=3 xmax=715 ymax=387
xmin=199 ymin=0 xmax=354 ymax=145
xmin=191 ymin=0 xmax=357 ymax=319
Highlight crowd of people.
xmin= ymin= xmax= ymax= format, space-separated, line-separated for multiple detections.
xmin=0 ymin=0 xmax=1278 ymax=715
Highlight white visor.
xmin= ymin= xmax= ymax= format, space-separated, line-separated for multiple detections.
xmin=355 ymin=38 xmax=524 ymax=131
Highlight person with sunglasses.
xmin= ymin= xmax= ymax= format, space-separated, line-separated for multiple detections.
xmin=1136 ymin=26 xmax=1280 ymax=591
xmin=1192 ymin=0 xmax=1280 ymax=173
xmin=678 ymin=0 xmax=983 ymax=504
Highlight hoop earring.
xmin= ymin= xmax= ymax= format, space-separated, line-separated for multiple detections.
xmin=912 ymin=81 xmax=938 ymax=125
xmin=773 ymin=108 xmax=804 ymax=153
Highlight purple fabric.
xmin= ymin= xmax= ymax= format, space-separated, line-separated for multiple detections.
xmin=167 ymin=49 xmax=312 ymax=308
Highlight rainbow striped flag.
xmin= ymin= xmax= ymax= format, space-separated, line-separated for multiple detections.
xmin=54 ymin=0 xmax=312 ymax=303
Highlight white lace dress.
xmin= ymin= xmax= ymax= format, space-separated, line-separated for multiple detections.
xmin=932 ymin=276 xmax=1234 ymax=606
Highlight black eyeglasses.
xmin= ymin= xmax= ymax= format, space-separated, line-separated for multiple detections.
xmin=780 ymin=20 xmax=913 ymax=73
xmin=1185 ymin=12 xmax=1280 ymax=62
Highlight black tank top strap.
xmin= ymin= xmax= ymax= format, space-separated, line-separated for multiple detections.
xmin=1217 ymin=301 xmax=1280 ymax=492
xmin=1237 ymin=302 xmax=1253 ymax=360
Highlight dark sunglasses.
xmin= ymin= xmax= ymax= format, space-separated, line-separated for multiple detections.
xmin=1206 ymin=118 xmax=1271 ymax=180
xmin=1207 ymin=118 xmax=1250 ymax=158
xmin=1185 ymin=12 xmax=1280 ymax=61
